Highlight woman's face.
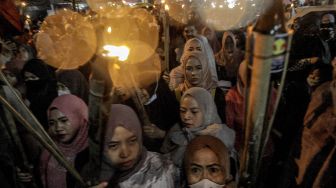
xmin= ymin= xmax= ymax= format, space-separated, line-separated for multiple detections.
xmin=224 ymin=36 xmax=234 ymax=55
xmin=185 ymin=57 xmax=203 ymax=87
xmin=180 ymin=96 xmax=203 ymax=128
xmin=307 ymin=69 xmax=321 ymax=87
xmin=186 ymin=147 xmax=226 ymax=185
xmin=48 ymin=109 xmax=79 ymax=144
xmin=203 ymin=29 xmax=213 ymax=41
xmin=3 ymin=70 xmax=17 ymax=86
xmin=187 ymin=40 xmax=202 ymax=52
xmin=106 ymin=126 xmax=140 ymax=171
xmin=24 ymin=71 xmax=39 ymax=82
xmin=17 ymin=47 xmax=29 ymax=62
xmin=184 ymin=26 xmax=197 ymax=40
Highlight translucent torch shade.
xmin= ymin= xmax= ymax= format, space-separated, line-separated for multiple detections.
xmin=108 ymin=53 xmax=162 ymax=89
xmin=96 ymin=7 xmax=159 ymax=64
xmin=36 ymin=10 xmax=97 ymax=69
xmin=87 ymin=0 xmax=146 ymax=11
xmin=164 ymin=0 xmax=272 ymax=30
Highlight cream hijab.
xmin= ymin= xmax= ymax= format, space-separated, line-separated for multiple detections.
xmin=180 ymin=51 xmax=218 ymax=92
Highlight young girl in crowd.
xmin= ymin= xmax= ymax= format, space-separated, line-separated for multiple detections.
xmin=169 ymin=36 xmax=218 ymax=91
xmin=21 ymin=59 xmax=58 ymax=129
xmin=17 ymin=94 xmax=89 ymax=188
xmin=215 ymin=31 xmax=244 ymax=85
xmin=176 ymin=51 xmax=227 ymax=121
xmin=161 ymin=87 xmax=235 ymax=168
xmin=96 ymin=104 xmax=179 ymax=188
xmin=41 ymin=94 xmax=89 ymax=188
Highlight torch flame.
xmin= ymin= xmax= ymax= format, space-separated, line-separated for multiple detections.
xmin=107 ymin=27 xmax=112 ymax=33
xmin=103 ymin=45 xmax=130 ymax=61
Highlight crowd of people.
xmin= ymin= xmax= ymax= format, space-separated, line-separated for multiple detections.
xmin=0 ymin=1 xmax=336 ymax=188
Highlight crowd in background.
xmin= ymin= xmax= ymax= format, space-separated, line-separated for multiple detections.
xmin=0 ymin=1 xmax=336 ymax=188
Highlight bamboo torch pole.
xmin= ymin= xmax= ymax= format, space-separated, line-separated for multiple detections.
xmin=239 ymin=1 xmax=280 ymax=186
xmin=163 ymin=3 xmax=170 ymax=72
xmin=0 ymin=95 xmax=87 ymax=187
xmin=0 ymin=71 xmax=64 ymax=157
xmin=259 ymin=29 xmax=293 ymax=163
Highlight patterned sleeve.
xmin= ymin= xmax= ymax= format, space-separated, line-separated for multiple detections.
xmin=287 ymin=58 xmax=312 ymax=72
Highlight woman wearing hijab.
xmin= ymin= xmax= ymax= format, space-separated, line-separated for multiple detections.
xmin=225 ymin=61 xmax=276 ymax=151
xmin=21 ymin=59 xmax=58 ymax=129
xmin=40 ymin=94 xmax=89 ymax=188
xmin=97 ymin=104 xmax=179 ymax=188
xmin=177 ymin=51 xmax=217 ymax=93
xmin=215 ymin=31 xmax=244 ymax=85
xmin=184 ymin=135 xmax=236 ymax=188
xmin=56 ymin=69 xmax=89 ymax=104
xmin=176 ymin=50 xmax=226 ymax=121
xmin=17 ymin=94 xmax=89 ymax=187
xmin=201 ymin=27 xmax=221 ymax=54
xmin=6 ymin=43 xmax=35 ymax=73
xmin=169 ymin=35 xmax=218 ymax=90
xmin=225 ymin=61 xmax=247 ymax=150
xmin=161 ymin=87 xmax=235 ymax=168
xmin=294 ymin=58 xmax=336 ymax=187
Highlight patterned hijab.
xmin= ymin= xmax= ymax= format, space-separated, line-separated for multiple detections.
xmin=40 ymin=94 xmax=88 ymax=188
xmin=181 ymin=51 xmax=218 ymax=92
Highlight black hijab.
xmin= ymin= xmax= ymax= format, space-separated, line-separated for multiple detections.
xmin=21 ymin=59 xmax=58 ymax=129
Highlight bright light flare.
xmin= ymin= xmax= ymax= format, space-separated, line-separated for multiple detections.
xmin=227 ymin=0 xmax=236 ymax=8
xmin=103 ymin=45 xmax=130 ymax=61
xmin=107 ymin=26 xmax=112 ymax=33
xmin=165 ymin=4 xmax=170 ymax=11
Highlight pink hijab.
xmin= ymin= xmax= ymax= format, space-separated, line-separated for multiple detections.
xmin=40 ymin=94 xmax=88 ymax=188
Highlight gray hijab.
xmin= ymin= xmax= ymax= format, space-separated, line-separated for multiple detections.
xmin=169 ymin=87 xmax=235 ymax=166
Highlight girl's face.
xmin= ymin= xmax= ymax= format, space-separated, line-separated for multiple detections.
xmin=24 ymin=71 xmax=39 ymax=82
xmin=307 ymin=69 xmax=321 ymax=87
xmin=17 ymin=47 xmax=29 ymax=62
xmin=180 ymin=96 xmax=204 ymax=128
xmin=48 ymin=109 xmax=79 ymax=144
xmin=185 ymin=57 xmax=203 ymax=87
xmin=3 ymin=70 xmax=17 ymax=86
xmin=203 ymin=29 xmax=213 ymax=41
xmin=106 ymin=126 xmax=140 ymax=171
xmin=186 ymin=147 xmax=226 ymax=185
xmin=187 ymin=40 xmax=202 ymax=52
xmin=224 ymin=36 xmax=234 ymax=55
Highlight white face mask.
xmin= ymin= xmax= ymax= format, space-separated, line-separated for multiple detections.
xmin=189 ymin=179 xmax=225 ymax=188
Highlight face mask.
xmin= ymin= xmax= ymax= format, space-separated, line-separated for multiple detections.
xmin=320 ymin=28 xmax=334 ymax=41
xmin=189 ymin=179 xmax=225 ymax=188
